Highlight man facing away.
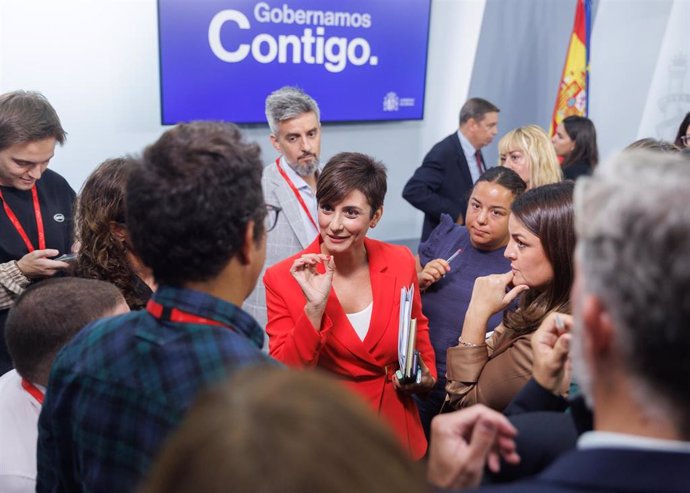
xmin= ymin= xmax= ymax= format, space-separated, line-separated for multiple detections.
xmin=244 ymin=86 xmax=322 ymax=338
xmin=36 ymin=122 xmax=274 ymax=492
xmin=0 ymin=91 xmax=75 ymax=374
xmin=403 ymin=97 xmax=499 ymax=241
xmin=468 ymin=151 xmax=690 ymax=492
xmin=0 ymin=278 xmax=128 ymax=493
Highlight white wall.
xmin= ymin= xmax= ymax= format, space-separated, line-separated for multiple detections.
xmin=1 ymin=0 xmax=686 ymax=242
xmin=589 ymin=0 xmax=678 ymax=159
xmin=0 ymin=0 xmax=487 ymax=242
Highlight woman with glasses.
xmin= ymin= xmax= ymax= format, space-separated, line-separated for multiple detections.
xmin=264 ymin=152 xmax=436 ymax=459
xmin=551 ymin=116 xmax=599 ymax=180
xmin=673 ymin=112 xmax=690 ymax=149
xmin=74 ymin=158 xmax=154 ymax=309
xmin=499 ymin=125 xmax=562 ymax=188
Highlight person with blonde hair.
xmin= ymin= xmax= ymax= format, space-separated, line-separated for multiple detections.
xmin=499 ymin=125 xmax=562 ymax=188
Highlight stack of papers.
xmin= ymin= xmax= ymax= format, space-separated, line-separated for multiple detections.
xmin=397 ymin=284 xmax=420 ymax=383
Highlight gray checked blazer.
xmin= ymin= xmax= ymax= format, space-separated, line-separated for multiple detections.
xmin=243 ymin=161 xmax=317 ymax=349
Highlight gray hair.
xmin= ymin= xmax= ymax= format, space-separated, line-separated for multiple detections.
xmin=574 ymin=150 xmax=690 ymax=436
xmin=265 ymin=86 xmax=320 ymax=135
xmin=459 ymin=97 xmax=499 ymax=125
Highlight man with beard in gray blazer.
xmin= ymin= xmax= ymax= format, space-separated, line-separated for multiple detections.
xmin=244 ymin=87 xmax=322 ymax=345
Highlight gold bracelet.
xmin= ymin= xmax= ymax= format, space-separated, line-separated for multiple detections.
xmin=458 ymin=337 xmax=481 ymax=347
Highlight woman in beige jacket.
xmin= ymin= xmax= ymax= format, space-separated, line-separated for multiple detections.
xmin=445 ymin=182 xmax=575 ymax=411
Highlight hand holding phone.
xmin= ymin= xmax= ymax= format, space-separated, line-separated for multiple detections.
xmin=55 ymin=253 xmax=77 ymax=263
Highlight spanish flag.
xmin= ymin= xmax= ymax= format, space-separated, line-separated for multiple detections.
xmin=549 ymin=0 xmax=592 ymax=136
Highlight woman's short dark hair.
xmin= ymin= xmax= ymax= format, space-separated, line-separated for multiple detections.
xmin=126 ymin=122 xmax=264 ymax=287
xmin=75 ymin=158 xmax=150 ymax=309
xmin=140 ymin=366 xmax=425 ymax=493
xmin=316 ymin=152 xmax=387 ymax=217
xmin=503 ymin=182 xmax=576 ymax=334
xmin=674 ymin=112 xmax=690 ymax=148
xmin=475 ymin=166 xmax=527 ymax=198
xmin=561 ymin=116 xmax=599 ymax=170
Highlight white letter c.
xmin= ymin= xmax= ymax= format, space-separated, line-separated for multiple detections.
xmin=208 ymin=10 xmax=250 ymax=62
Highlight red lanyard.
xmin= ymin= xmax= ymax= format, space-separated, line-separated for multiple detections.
xmin=0 ymin=186 xmax=46 ymax=252
xmin=146 ymin=299 xmax=228 ymax=329
xmin=21 ymin=378 xmax=45 ymax=405
xmin=275 ymin=158 xmax=318 ymax=230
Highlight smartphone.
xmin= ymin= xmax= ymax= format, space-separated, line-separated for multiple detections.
xmin=55 ymin=253 xmax=77 ymax=263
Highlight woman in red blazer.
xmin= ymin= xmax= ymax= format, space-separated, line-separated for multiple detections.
xmin=264 ymin=152 xmax=436 ymax=459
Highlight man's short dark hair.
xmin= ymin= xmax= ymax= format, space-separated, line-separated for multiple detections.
xmin=0 ymin=90 xmax=66 ymax=151
xmin=459 ymin=97 xmax=500 ymax=125
xmin=5 ymin=278 xmax=124 ymax=382
xmin=126 ymin=122 xmax=265 ymax=286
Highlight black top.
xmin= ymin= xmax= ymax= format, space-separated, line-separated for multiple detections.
xmin=0 ymin=169 xmax=75 ymax=374
xmin=562 ymin=161 xmax=592 ymax=181
xmin=0 ymin=168 xmax=76 ymax=263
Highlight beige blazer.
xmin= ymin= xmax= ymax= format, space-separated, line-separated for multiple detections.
xmin=445 ymin=324 xmax=534 ymax=411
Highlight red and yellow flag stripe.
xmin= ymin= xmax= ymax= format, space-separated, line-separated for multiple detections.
xmin=550 ymin=0 xmax=591 ymax=136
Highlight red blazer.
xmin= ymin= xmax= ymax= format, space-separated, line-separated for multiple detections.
xmin=264 ymin=237 xmax=436 ymax=459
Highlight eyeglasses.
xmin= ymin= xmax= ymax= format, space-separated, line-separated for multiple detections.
xmin=681 ymin=135 xmax=690 ymax=146
xmin=264 ymin=204 xmax=282 ymax=232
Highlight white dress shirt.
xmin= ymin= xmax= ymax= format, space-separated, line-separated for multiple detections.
xmin=0 ymin=370 xmax=43 ymax=493
xmin=345 ymin=302 xmax=373 ymax=341
xmin=579 ymin=431 xmax=690 ymax=453
xmin=457 ymin=130 xmax=484 ymax=184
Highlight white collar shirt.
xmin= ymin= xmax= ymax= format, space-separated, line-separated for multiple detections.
xmin=0 ymin=369 xmax=42 ymax=493
xmin=457 ymin=129 xmax=484 ymax=184
xmin=578 ymin=431 xmax=690 ymax=454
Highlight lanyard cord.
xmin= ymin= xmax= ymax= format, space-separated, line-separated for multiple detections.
xmin=0 ymin=186 xmax=46 ymax=252
xmin=275 ymin=158 xmax=318 ymax=230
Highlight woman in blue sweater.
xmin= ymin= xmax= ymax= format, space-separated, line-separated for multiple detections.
xmin=415 ymin=166 xmax=526 ymax=437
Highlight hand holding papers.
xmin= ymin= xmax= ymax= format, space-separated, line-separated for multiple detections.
xmin=397 ymin=284 xmax=422 ymax=384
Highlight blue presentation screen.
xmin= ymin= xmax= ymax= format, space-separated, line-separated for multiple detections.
xmin=158 ymin=0 xmax=432 ymax=124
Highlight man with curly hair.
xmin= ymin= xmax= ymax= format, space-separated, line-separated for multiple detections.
xmin=36 ymin=122 xmax=274 ymax=493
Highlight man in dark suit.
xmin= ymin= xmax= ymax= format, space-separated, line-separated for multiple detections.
xmin=402 ymin=98 xmax=499 ymax=241
xmin=433 ymin=151 xmax=690 ymax=492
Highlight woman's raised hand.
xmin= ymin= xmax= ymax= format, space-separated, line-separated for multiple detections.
xmin=418 ymin=258 xmax=451 ymax=291
xmin=468 ymin=272 xmax=529 ymax=319
xmin=290 ymin=253 xmax=336 ymax=330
